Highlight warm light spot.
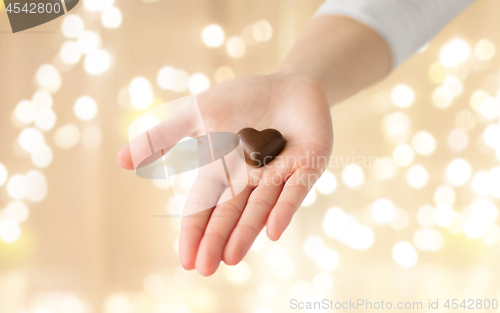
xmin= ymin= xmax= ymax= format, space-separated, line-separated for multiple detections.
xmin=60 ymin=41 xmax=81 ymax=65
xmin=101 ymin=7 xmax=122 ymax=28
xmin=342 ymin=164 xmax=365 ymax=189
xmin=483 ymin=124 xmax=500 ymax=151
xmin=25 ymin=170 xmax=48 ymax=202
xmin=454 ymin=109 xmax=476 ymax=131
xmin=440 ymin=38 xmax=471 ymax=67
xmin=303 ymin=235 xmax=325 ymax=258
xmin=35 ymin=108 xmax=57 ymax=131
xmin=55 ymin=124 xmax=81 ymax=149
xmin=477 ymin=96 xmax=500 ymax=121
xmin=474 ymin=39 xmax=496 ymax=61
xmin=445 ymin=159 xmax=472 ymax=187
xmin=202 ymin=24 xmax=225 ymax=47
xmin=470 ymin=90 xmax=489 ymax=112
xmin=31 ymin=144 xmax=53 ymax=168
xmin=413 ymin=229 xmax=444 ymax=252
xmin=15 ymin=100 xmax=36 ymax=124
xmin=432 ymin=87 xmax=453 ymax=109
xmin=4 ymin=201 xmax=29 ymax=224
xmin=18 ymin=128 xmax=44 ymax=153
xmin=36 ymin=64 xmax=60 ymax=90
xmin=74 ymin=96 xmax=98 ymax=120
xmin=214 ymin=66 xmax=235 ymax=84
xmin=412 ymin=131 xmax=436 ymax=156
xmin=471 ymin=171 xmax=492 ymax=196
xmin=391 ymin=84 xmax=415 ymax=108
xmin=433 ymin=204 xmax=455 ymax=227
xmin=406 ymin=165 xmax=429 ymax=189
xmin=315 ymin=248 xmax=339 ymax=271
xmin=301 ymin=189 xmax=317 ymax=207
xmin=0 ymin=163 xmax=7 ymax=187
xmin=129 ymin=77 xmax=153 ymax=110
xmin=392 ymin=241 xmax=418 ymax=268
xmin=483 ymin=224 xmax=500 ymax=246
xmin=490 ymin=167 xmax=500 ymax=199
xmin=428 ymin=62 xmax=449 ymax=84
xmin=323 ymin=207 xmax=347 ymax=239
xmin=7 ymin=175 xmax=27 ymax=200
xmin=0 ymin=220 xmax=21 ymax=243
xmin=157 ymin=66 xmax=178 ymax=90
xmin=372 ymin=157 xmax=397 ymax=180
xmin=62 ymin=14 xmax=84 ymax=38
xmin=252 ymin=20 xmax=273 ymax=42
xmin=443 ymin=76 xmax=463 ymax=97
xmin=137 ymin=114 xmax=159 ymax=133
xmin=84 ymin=50 xmax=111 ymax=75
xmin=226 ymin=37 xmax=246 ymax=58
xmin=393 ymin=144 xmax=414 ymax=167
xmin=315 ymin=171 xmax=337 ymax=195
xmin=188 ymin=73 xmax=210 ymax=94
xmin=173 ymin=69 xmax=189 ymax=92
xmin=32 ymin=90 xmax=53 ymax=110
xmin=371 ymin=198 xmax=395 ymax=223
xmin=447 ymin=128 xmax=469 ymax=152
xmin=417 ymin=205 xmax=434 ymax=228
xmin=382 ymin=111 xmax=411 ymax=143
xmin=434 ymin=185 xmax=455 ymax=206
xmin=78 ymin=31 xmax=101 ymax=54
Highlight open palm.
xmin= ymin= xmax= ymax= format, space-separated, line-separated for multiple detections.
xmin=117 ymin=74 xmax=333 ymax=276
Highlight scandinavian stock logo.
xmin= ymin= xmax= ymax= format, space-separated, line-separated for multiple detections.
xmin=3 ymin=0 xmax=79 ymax=33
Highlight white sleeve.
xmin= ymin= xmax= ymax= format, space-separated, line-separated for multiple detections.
xmin=315 ymin=0 xmax=477 ymax=69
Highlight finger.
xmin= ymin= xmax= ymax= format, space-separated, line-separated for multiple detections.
xmin=117 ymin=97 xmax=204 ymax=170
xmin=179 ymin=174 xmax=227 ymax=270
xmin=223 ymin=180 xmax=283 ymax=265
xmin=195 ymin=186 xmax=253 ymax=276
xmin=266 ymin=168 xmax=322 ymax=241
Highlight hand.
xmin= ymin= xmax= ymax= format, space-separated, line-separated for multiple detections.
xmin=117 ymin=73 xmax=333 ymax=276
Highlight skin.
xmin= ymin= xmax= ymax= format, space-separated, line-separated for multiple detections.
xmin=117 ymin=16 xmax=392 ymax=276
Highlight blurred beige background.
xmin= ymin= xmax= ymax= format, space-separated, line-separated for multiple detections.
xmin=1 ymin=0 xmax=500 ymax=312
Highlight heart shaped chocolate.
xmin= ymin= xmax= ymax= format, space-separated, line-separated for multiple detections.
xmin=237 ymin=128 xmax=286 ymax=168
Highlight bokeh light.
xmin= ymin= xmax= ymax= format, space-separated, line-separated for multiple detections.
xmin=0 ymin=163 xmax=7 ymax=187
xmin=392 ymin=241 xmax=418 ymax=268
xmin=434 ymin=185 xmax=455 ymax=206
xmin=60 ymin=41 xmax=82 ymax=65
xmin=439 ymin=38 xmax=471 ymax=67
xmin=445 ymin=158 xmax=472 ymax=186
xmin=202 ymin=24 xmax=225 ymax=47
xmin=101 ymin=7 xmax=123 ymax=29
xmin=14 ymin=100 xmax=36 ymax=124
xmin=252 ymin=20 xmax=273 ymax=42
xmin=0 ymin=219 xmax=21 ymax=243
xmin=433 ymin=204 xmax=455 ymax=227
xmin=31 ymin=144 xmax=53 ymax=168
xmin=393 ymin=144 xmax=414 ymax=167
xmin=411 ymin=131 xmax=436 ymax=156
xmin=432 ymin=86 xmax=453 ymax=109
xmin=62 ymin=14 xmax=84 ymax=39
xmin=447 ymin=128 xmax=469 ymax=152
xmin=35 ymin=108 xmax=57 ymax=131
xmin=36 ymin=64 xmax=61 ymax=90
xmin=74 ymin=96 xmax=98 ymax=121
xmin=315 ymin=170 xmax=337 ymax=195
xmin=78 ymin=31 xmax=101 ymax=54
xmin=129 ymin=77 xmax=154 ymax=110
xmin=55 ymin=124 xmax=81 ymax=149
xmin=18 ymin=128 xmax=45 ymax=153
xmin=157 ymin=66 xmax=178 ymax=90
xmin=226 ymin=37 xmax=247 ymax=58
xmin=406 ymin=165 xmax=429 ymax=189
xmin=474 ymin=39 xmax=496 ymax=61
xmin=391 ymin=84 xmax=415 ymax=108
xmin=214 ymin=66 xmax=235 ymax=84
xmin=342 ymin=164 xmax=365 ymax=189
xmin=84 ymin=50 xmax=111 ymax=75
xmin=371 ymin=198 xmax=395 ymax=223
xmin=188 ymin=73 xmax=210 ymax=94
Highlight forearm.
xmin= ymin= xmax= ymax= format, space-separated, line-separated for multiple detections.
xmin=275 ymin=15 xmax=392 ymax=105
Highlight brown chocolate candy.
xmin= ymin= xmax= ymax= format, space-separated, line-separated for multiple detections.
xmin=237 ymin=128 xmax=286 ymax=168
